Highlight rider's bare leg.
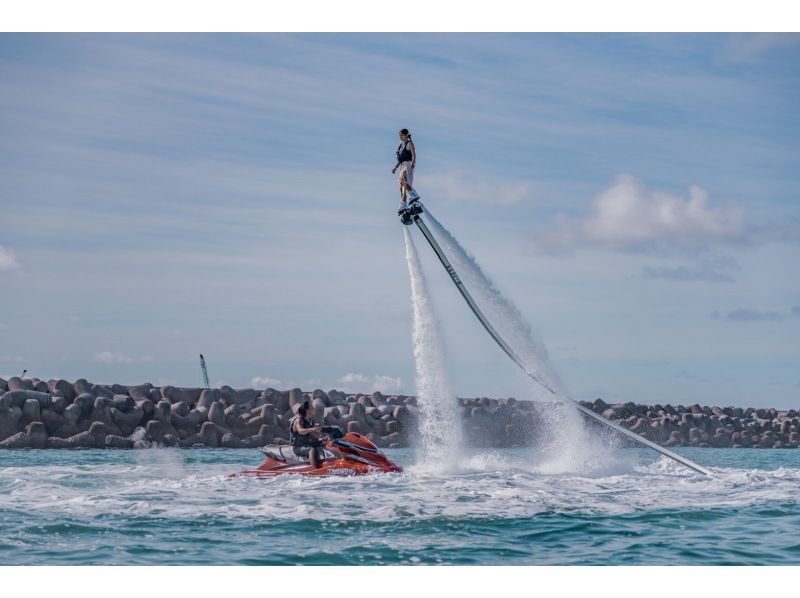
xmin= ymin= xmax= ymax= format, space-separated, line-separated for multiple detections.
xmin=400 ymin=172 xmax=409 ymax=203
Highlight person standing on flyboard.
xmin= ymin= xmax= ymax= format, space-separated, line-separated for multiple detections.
xmin=393 ymin=128 xmax=420 ymax=213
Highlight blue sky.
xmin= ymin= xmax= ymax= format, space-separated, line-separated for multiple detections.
xmin=1 ymin=33 xmax=798 ymax=407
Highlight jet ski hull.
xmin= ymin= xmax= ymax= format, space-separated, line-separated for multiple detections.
xmin=230 ymin=430 xmax=403 ymax=478
xmin=233 ymin=457 xmax=401 ymax=477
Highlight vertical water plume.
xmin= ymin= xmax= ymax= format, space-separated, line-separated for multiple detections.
xmin=403 ymin=228 xmax=462 ymax=467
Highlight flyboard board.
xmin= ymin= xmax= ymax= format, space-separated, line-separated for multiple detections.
xmin=399 ymin=200 xmax=711 ymax=476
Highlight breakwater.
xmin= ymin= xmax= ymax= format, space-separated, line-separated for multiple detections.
xmin=0 ymin=376 xmax=797 ymax=449
xmin=0 ymin=376 xmax=423 ymax=449
xmin=581 ymin=398 xmax=800 ymax=449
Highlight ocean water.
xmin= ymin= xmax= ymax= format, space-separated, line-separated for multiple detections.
xmin=1 ymin=448 xmax=799 ymax=565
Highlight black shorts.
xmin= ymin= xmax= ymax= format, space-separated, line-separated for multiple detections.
xmin=293 ymin=441 xmax=321 ymax=458
xmin=293 ymin=446 xmax=312 ymax=458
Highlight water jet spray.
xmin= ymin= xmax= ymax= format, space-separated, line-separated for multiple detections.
xmin=398 ymin=200 xmax=711 ymax=476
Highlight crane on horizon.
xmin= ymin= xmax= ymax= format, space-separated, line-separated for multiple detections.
xmin=199 ymin=354 xmax=210 ymax=389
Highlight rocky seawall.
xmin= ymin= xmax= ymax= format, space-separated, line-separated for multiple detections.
xmin=579 ymin=398 xmax=800 ymax=449
xmin=0 ymin=376 xmax=797 ymax=449
xmin=0 ymin=376 xmax=425 ymax=449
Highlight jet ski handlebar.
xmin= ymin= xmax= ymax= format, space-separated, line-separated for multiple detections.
xmin=320 ymin=425 xmax=344 ymax=439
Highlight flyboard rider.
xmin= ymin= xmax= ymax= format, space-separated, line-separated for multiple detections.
xmin=393 ymin=128 xmax=420 ymax=213
xmin=289 ymin=401 xmax=328 ymax=469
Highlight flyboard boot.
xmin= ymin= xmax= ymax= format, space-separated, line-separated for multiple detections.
xmin=398 ymin=190 xmax=423 ymax=225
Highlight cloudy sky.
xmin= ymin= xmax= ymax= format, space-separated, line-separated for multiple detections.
xmin=1 ymin=33 xmax=798 ymax=407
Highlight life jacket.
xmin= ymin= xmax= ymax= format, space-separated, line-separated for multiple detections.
xmin=289 ymin=415 xmax=314 ymax=447
xmin=396 ymin=139 xmax=413 ymax=163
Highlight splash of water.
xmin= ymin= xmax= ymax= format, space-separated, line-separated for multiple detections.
xmin=424 ymin=212 xmax=614 ymax=473
xmin=403 ymin=228 xmax=462 ymax=468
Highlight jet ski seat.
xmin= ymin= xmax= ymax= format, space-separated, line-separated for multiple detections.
xmin=259 ymin=445 xmax=306 ymax=465
xmin=259 ymin=445 xmax=332 ymax=466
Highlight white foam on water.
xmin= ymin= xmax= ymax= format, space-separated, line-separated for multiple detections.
xmin=403 ymin=228 xmax=463 ymax=469
xmin=2 ymin=456 xmax=799 ymax=523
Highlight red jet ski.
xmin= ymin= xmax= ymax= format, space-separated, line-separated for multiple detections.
xmin=231 ymin=426 xmax=403 ymax=477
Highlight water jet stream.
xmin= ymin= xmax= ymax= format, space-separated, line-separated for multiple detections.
xmin=403 ymin=202 xmax=711 ymax=476
xmin=403 ymin=228 xmax=462 ymax=467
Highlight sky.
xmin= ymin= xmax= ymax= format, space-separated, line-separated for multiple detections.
xmin=1 ymin=33 xmax=798 ymax=408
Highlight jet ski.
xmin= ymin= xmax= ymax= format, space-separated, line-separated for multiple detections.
xmin=231 ymin=426 xmax=403 ymax=477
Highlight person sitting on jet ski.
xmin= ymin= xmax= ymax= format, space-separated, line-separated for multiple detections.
xmin=392 ymin=128 xmax=420 ymax=211
xmin=289 ymin=401 xmax=327 ymax=469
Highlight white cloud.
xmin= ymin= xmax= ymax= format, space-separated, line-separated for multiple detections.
xmin=250 ymin=376 xmax=283 ymax=389
xmin=249 ymin=376 xmax=322 ymax=390
xmin=424 ymin=172 xmax=534 ymax=205
xmin=721 ymin=34 xmax=800 ymax=63
xmin=94 ymin=352 xmax=131 ymax=363
xmin=0 ymin=246 xmax=20 ymax=271
xmin=93 ymin=351 xmax=153 ymax=364
xmin=638 ymin=255 xmax=740 ymax=283
xmin=0 ymin=355 xmax=24 ymax=363
xmin=540 ymin=175 xmax=745 ymax=251
xmin=711 ymin=308 xmax=785 ymax=322
xmin=336 ymin=372 xmax=403 ymax=394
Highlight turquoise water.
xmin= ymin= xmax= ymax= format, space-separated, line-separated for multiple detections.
xmin=1 ymin=447 xmax=799 ymax=565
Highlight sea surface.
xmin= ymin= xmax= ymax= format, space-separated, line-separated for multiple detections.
xmin=1 ymin=447 xmax=799 ymax=565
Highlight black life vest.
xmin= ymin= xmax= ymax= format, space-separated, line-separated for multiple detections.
xmin=290 ymin=416 xmax=313 ymax=447
xmin=396 ymin=139 xmax=413 ymax=163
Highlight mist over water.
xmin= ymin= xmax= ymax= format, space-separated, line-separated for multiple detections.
xmin=403 ymin=228 xmax=463 ymax=468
